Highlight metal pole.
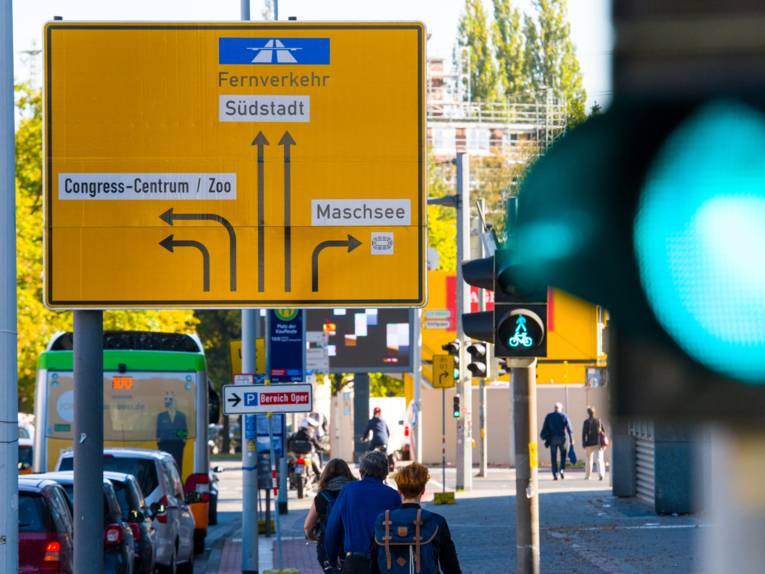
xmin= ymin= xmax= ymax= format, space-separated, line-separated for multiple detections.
xmin=479 ymin=378 xmax=488 ymax=477
xmin=73 ymin=311 xmax=104 ymax=574
xmin=476 ymin=203 xmax=488 ymax=479
xmin=0 ymin=1 xmax=18 ymax=571
xmin=703 ymin=426 xmax=765 ymax=574
xmin=353 ymin=373 xmax=370 ymax=463
xmin=241 ymin=310 xmax=259 ymax=573
xmin=455 ymin=152 xmax=472 ymax=490
xmin=412 ymin=309 xmax=423 ymax=463
xmin=268 ymin=415 xmax=282 ymax=568
xmin=511 ymin=358 xmax=540 ymax=574
xmin=441 ymin=388 xmax=446 ymax=492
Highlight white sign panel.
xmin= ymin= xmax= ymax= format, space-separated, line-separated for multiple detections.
xmin=222 ymin=383 xmax=313 ymax=415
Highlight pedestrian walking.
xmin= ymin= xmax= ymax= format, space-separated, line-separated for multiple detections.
xmin=540 ymin=402 xmax=574 ymax=480
xmin=362 ymin=407 xmax=391 ymax=452
xmin=372 ymin=463 xmax=462 ymax=574
xmin=582 ymin=406 xmax=607 ymax=480
xmin=305 ymin=458 xmax=357 ymax=573
xmin=325 ymin=450 xmax=401 ymax=573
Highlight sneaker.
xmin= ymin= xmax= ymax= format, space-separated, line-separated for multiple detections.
xmin=560 ymin=471 xmax=565 ymax=480
xmin=553 ymin=474 xmax=558 ymax=480
xmin=599 ymin=476 xmax=604 ymax=481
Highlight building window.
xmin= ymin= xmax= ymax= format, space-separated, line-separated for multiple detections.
xmin=467 ymin=128 xmax=490 ymax=154
xmin=432 ymin=127 xmax=456 ymax=153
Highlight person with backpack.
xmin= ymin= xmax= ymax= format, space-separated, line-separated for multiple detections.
xmin=582 ymin=406 xmax=607 ymax=480
xmin=325 ymin=450 xmax=401 ymax=573
xmin=304 ymin=458 xmax=357 ymax=573
xmin=372 ymin=463 xmax=461 ymax=574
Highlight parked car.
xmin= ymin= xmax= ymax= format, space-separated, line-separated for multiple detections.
xmin=36 ymin=471 xmax=135 ymax=574
xmin=105 ymin=471 xmax=157 ymax=574
xmin=57 ymin=448 xmax=195 ymax=573
xmin=18 ymin=476 xmax=74 ymax=574
xmin=19 ymin=437 xmax=34 ymax=475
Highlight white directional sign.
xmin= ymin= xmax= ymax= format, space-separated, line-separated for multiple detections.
xmin=222 ymin=383 xmax=313 ymax=415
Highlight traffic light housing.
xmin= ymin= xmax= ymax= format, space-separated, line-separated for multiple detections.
xmin=512 ymin=98 xmax=765 ymax=419
xmin=466 ymin=342 xmax=489 ymax=378
xmin=493 ymin=248 xmax=548 ymax=358
xmin=461 ymin=256 xmax=494 ymax=344
xmin=452 ymin=395 xmax=461 ymax=418
xmin=441 ymin=340 xmax=460 ymax=381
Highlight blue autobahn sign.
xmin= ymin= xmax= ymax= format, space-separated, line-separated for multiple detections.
xmin=219 ymin=37 xmax=331 ymax=65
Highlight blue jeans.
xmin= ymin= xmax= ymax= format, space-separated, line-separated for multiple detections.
xmin=550 ymin=439 xmax=567 ymax=476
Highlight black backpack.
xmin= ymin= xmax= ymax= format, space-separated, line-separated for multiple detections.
xmin=316 ymin=489 xmax=340 ymax=538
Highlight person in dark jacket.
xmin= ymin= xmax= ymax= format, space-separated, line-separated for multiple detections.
xmin=540 ymin=402 xmax=573 ymax=480
xmin=325 ymin=450 xmax=401 ymax=573
xmin=372 ymin=463 xmax=461 ymax=574
xmin=363 ymin=407 xmax=390 ymax=451
xmin=156 ymin=393 xmax=188 ymax=471
xmin=305 ymin=459 xmax=357 ymax=573
xmin=288 ymin=420 xmax=325 ymax=478
xmin=582 ymin=406 xmax=606 ymax=480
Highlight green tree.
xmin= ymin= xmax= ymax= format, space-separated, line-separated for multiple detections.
xmin=426 ymin=155 xmax=457 ymax=272
xmin=370 ymin=373 xmax=404 ymax=398
xmin=457 ymin=0 xmax=500 ymax=102
xmin=535 ymin=0 xmax=587 ymax=122
xmin=14 ymin=84 xmax=197 ymax=410
xmin=521 ymin=14 xmax=544 ymax=98
xmin=493 ymin=0 xmax=526 ymax=99
xmin=194 ymin=310 xmax=240 ymax=391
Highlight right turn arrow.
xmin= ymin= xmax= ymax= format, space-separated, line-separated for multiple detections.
xmin=227 ymin=392 xmax=242 ymax=408
xmin=311 ymin=234 xmax=362 ymax=292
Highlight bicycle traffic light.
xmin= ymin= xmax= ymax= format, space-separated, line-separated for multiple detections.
xmin=512 ymin=98 xmax=765 ymax=418
xmin=452 ymin=395 xmax=461 ymax=418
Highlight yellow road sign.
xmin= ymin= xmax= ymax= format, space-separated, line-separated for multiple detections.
xmin=229 ymin=338 xmax=266 ymax=374
xmin=431 ymin=354 xmax=455 ymax=389
xmin=44 ymin=22 xmax=426 ymax=309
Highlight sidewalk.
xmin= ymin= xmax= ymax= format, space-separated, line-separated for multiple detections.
xmin=217 ymin=537 xmax=323 ymax=574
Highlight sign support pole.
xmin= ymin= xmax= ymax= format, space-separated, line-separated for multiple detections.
xmin=412 ymin=308 xmax=423 ymax=463
xmin=0 ymin=2 xmax=18 ymax=571
xmin=510 ymin=358 xmax=540 ymax=574
xmin=441 ymin=388 xmax=446 ymax=493
xmin=73 ymin=311 xmax=104 ymax=574
xmin=241 ymin=311 xmax=259 ymax=573
xmin=353 ymin=373 xmax=370 ymax=463
xmin=456 ymin=152 xmax=472 ymax=490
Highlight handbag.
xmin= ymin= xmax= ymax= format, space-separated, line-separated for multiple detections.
xmin=567 ymin=445 xmax=577 ymax=465
xmin=599 ymin=430 xmax=610 ymax=448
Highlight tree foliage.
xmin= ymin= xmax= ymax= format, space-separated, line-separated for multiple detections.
xmin=457 ymin=0 xmax=500 ymax=102
xmin=426 ymin=155 xmax=457 ymax=272
xmin=533 ymin=0 xmax=586 ymax=122
xmin=493 ymin=0 xmax=526 ymax=99
xmin=15 ymin=84 xmax=197 ymax=409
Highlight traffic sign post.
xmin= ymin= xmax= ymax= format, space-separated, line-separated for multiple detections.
xmin=223 ymin=383 xmax=313 ymax=415
xmin=44 ymin=22 xmax=426 ymax=309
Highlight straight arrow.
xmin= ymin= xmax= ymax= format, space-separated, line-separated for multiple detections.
xmin=279 ymin=131 xmax=296 ymax=292
xmin=311 ymin=235 xmax=362 ymax=292
xmin=159 ymin=208 xmax=237 ymax=291
xmin=227 ymin=392 xmax=242 ymax=408
xmin=160 ymin=235 xmax=211 ymax=292
xmin=253 ymin=132 xmax=269 ymax=292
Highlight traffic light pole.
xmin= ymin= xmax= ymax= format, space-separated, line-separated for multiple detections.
xmin=455 ymin=152 xmax=473 ymax=491
xmin=412 ymin=309 xmax=423 ymax=462
xmin=475 ymin=201 xmax=488 ymax=478
xmin=510 ymin=358 xmax=540 ymax=574
xmin=241 ymin=310 xmax=259 ymax=573
xmin=0 ymin=2 xmax=18 ymax=571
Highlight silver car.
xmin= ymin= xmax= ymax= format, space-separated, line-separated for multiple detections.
xmin=57 ymin=448 xmax=195 ymax=573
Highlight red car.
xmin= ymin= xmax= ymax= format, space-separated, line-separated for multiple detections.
xmin=19 ymin=476 xmax=74 ymax=574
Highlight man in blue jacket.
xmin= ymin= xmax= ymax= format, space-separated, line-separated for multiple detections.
xmin=540 ymin=402 xmax=574 ymax=480
xmin=325 ymin=450 xmax=401 ymax=573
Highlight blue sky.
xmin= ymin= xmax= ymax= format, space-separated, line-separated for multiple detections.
xmin=13 ymin=0 xmax=612 ymax=107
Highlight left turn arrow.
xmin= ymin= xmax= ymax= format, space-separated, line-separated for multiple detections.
xmin=160 ymin=235 xmax=211 ymax=292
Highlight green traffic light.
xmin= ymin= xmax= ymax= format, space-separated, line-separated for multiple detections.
xmin=635 ymin=100 xmax=765 ymax=384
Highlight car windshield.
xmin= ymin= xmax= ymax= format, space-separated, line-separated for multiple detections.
xmin=61 ymin=484 xmax=113 ymax=526
xmin=111 ymin=481 xmax=134 ymax=519
xmin=59 ymin=455 xmax=159 ymax=497
xmin=18 ymin=493 xmax=52 ymax=533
